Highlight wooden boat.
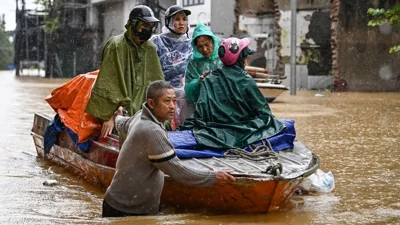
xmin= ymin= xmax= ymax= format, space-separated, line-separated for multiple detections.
xmin=31 ymin=113 xmax=319 ymax=213
xmin=245 ymin=66 xmax=288 ymax=103
xmin=257 ymin=82 xmax=289 ymax=103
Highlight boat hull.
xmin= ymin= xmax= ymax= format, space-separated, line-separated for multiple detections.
xmin=32 ymin=132 xmax=115 ymax=189
xmin=257 ymin=83 xmax=289 ymax=102
xmin=31 ymin=113 xmax=318 ymax=213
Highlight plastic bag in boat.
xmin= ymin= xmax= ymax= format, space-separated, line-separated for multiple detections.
xmin=298 ymin=169 xmax=335 ymax=193
xmin=173 ymin=86 xmax=194 ymax=129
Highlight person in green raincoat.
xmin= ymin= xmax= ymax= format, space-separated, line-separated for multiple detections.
xmin=184 ymin=23 xmax=222 ymax=103
xmin=85 ymin=5 xmax=165 ymax=138
xmin=180 ymin=37 xmax=285 ymax=149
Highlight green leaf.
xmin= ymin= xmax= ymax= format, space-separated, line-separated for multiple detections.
xmin=369 ymin=5 xmax=400 ymax=53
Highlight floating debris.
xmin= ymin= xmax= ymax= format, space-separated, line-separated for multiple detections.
xmin=43 ymin=179 xmax=58 ymax=186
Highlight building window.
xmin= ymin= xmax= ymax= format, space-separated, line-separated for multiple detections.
xmin=183 ymin=0 xmax=204 ymax=7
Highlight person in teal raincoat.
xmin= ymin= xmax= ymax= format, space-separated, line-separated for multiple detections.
xmin=85 ymin=5 xmax=164 ymax=138
xmin=184 ymin=23 xmax=222 ymax=103
xmin=180 ymin=37 xmax=284 ymax=149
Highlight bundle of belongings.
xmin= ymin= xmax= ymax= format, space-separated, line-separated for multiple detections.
xmin=44 ymin=71 xmax=101 ymax=153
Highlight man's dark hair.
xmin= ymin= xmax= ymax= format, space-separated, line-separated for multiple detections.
xmin=146 ymin=80 xmax=174 ymax=103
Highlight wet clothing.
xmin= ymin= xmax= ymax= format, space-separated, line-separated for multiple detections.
xmin=185 ymin=23 xmax=222 ymax=103
xmin=150 ymin=26 xmax=193 ymax=126
xmin=86 ymin=24 xmax=164 ymax=121
xmin=104 ymin=103 xmax=216 ymax=215
xmin=180 ymin=65 xmax=285 ymax=149
xmin=102 ymin=199 xmax=146 ymax=217
xmin=150 ymin=27 xmax=192 ymax=88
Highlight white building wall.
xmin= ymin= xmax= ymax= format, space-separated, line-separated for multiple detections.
xmin=279 ymin=10 xmax=316 ymax=64
xmin=103 ymin=1 xmax=126 ymax=40
xmin=210 ymin=0 xmax=235 ymax=38
xmin=237 ymin=15 xmax=277 ymax=71
xmin=91 ymin=0 xmax=106 ymax=3
xmin=176 ymin=0 xmax=211 ymax=37
xmin=87 ymin=3 xmax=99 ymax=27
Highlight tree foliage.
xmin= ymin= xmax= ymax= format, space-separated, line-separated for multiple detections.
xmin=368 ymin=4 xmax=400 ymax=53
xmin=0 ymin=15 xmax=14 ymax=70
xmin=35 ymin=0 xmax=60 ymax=33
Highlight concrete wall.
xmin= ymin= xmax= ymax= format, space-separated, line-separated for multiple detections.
xmin=176 ymin=0 xmax=211 ymax=37
xmin=237 ymin=0 xmax=274 ymax=13
xmin=87 ymin=3 xmax=99 ymax=27
xmin=211 ymin=0 xmax=332 ymax=76
xmin=237 ymin=15 xmax=278 ymax=71
xmin=103 ymin=1 xmax=125 ymax=40
xmin=209 ymin=0 xmax=280 ymax=72
xmin=335 ymin=0 xmax=400 ymax=91
xmin=278 ymin=4 xmax=332 ymax=75
xmin=336 ymin=27 xmax=400 ymax=91
xmin=282 ymin=65 xmax=334 ymax=90
xmin=278 ymin=0 xmax=330 ymax=10
xmin=279 ymin=10 xmax=314 ymax=62
xmin=210 ymin=0 xmax=236 ymax=38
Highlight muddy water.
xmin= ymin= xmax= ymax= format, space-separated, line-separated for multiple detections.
xmin=0 ymin=70 xmax=399 ymax=224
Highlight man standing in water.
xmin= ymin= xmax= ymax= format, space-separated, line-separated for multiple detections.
xmin=102 ymin=81 xmax=235 ymax=217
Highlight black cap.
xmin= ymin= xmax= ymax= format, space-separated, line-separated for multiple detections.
xmin=165 ymin=5 xmax=191 ymax=19
xmin=129 ymin=5 xmax=160 ymax=23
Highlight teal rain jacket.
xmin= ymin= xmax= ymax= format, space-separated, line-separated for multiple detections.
xmin=184 ymin=23 xmax=222 ymax=103
xmin=180 ymin=64 xmax=285 ymax=149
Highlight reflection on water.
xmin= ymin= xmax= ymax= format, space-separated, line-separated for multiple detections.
xmin=0 ymin=70 xmax=399 ymax=224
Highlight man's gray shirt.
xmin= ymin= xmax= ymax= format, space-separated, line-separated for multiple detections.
xmin=104 ymin=103 xmax=216 ymax=214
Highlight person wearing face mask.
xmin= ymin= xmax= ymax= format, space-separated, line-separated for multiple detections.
xmin=150 ymin=5 xmax=193 ymax=129
xmin=85 ymin=5 xmax=165 ymax=139
xmin=179 ymin=37 xmax=285 ymax=150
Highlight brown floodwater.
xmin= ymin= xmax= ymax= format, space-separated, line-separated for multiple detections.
xmin=0 ymin=70 xmax=399 ymax=225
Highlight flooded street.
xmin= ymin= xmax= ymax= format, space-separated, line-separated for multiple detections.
xmin=0 ymin=70 xmax=399 ymax=224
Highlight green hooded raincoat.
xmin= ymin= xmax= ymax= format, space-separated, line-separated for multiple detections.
xmin=86 ymin=23 xmax=164 ymax=121
xmin=180 ymin=65 xmax=284 ymax=149
xmin=184 ymin=23 xmax=222 ymax=103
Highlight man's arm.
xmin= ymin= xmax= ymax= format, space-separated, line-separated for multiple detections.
xmin=145 ymin=127 xmax=220 ymax=187
xmin=114 ymin=107 xmax=134 ymax=138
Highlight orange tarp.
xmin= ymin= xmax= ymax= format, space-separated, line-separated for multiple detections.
xmin=45 ymin=70 xmax=101 ymax=143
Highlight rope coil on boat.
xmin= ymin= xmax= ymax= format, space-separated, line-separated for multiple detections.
xmin=263 ymin=162 xmax=282 ymax=176
xmin=224 ymin=139 xmax=277 ymax=161
xmin=224 ymin=139 xmax=283 ymax=176
xmin=224 ymin=145 xmax=278 ymax=161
